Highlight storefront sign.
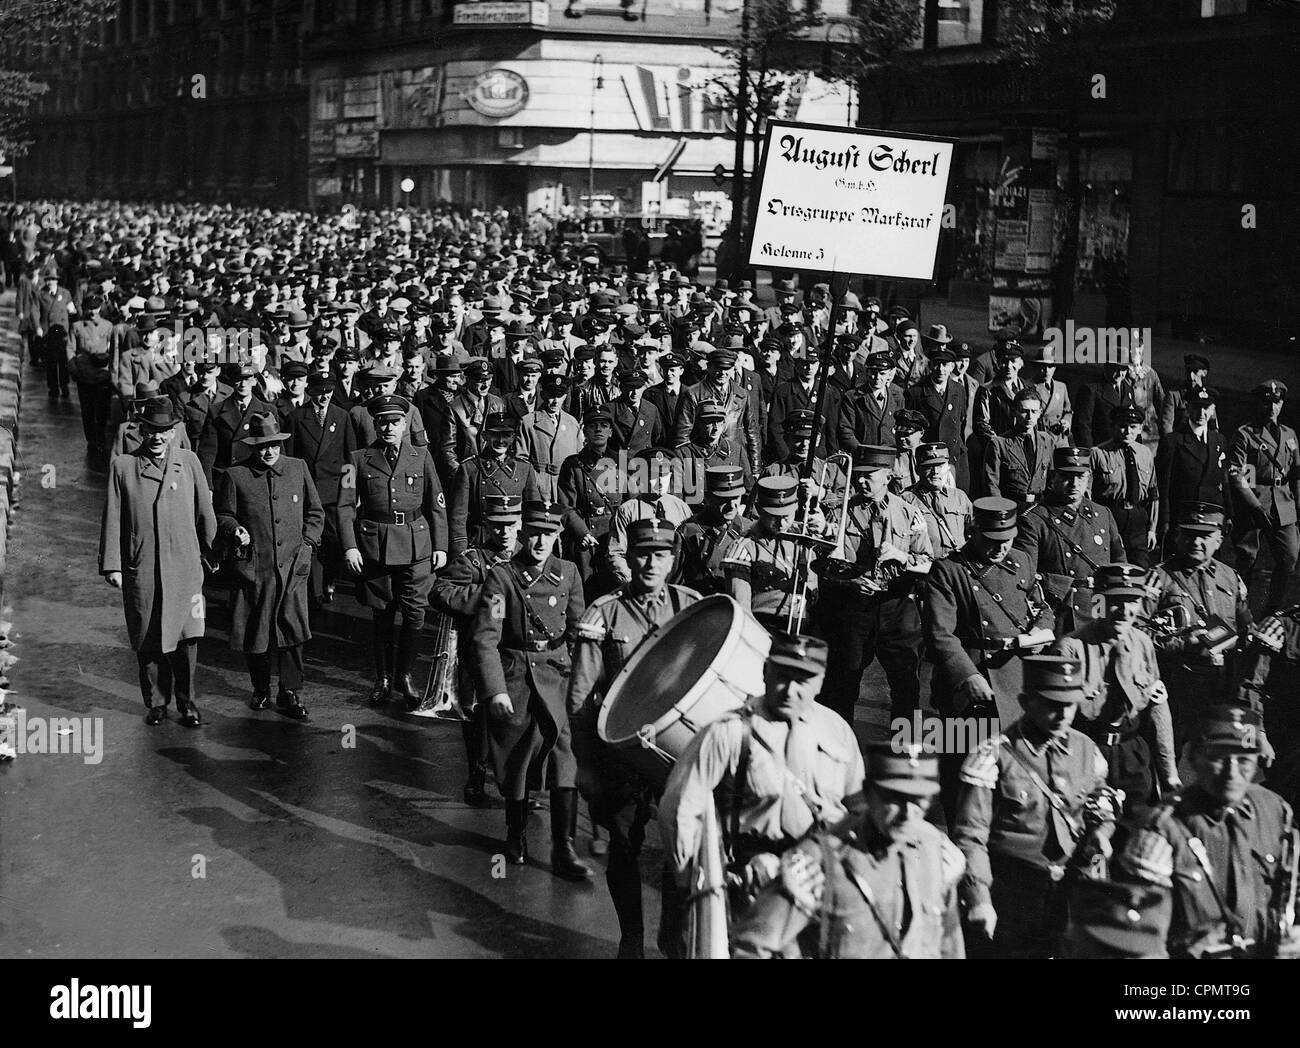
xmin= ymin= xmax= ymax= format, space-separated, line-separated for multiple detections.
xmin=453 ymin=2 xmax=548 ymax=26
xmin=747 ymin=121 xmax=954 ymax=279
xmin=462 ymin=69 xmax=529 ymax=119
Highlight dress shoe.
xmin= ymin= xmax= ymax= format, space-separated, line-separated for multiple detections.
xmin=276 ymin=691 xmax=309 ymax=720
xmin=179 ymin=705 xmax=202 ymax=728
xmin=145 ymin=706 xmax=167 ymax=726
xmin=321 ymin=583 xmax=335 ymax=604
xmin=367 ymin=677 xmax=391 ymax=707
xmin=248 ymin=693 xmax=271 ymax=711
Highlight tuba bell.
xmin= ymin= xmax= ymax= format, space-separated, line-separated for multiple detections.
xmin=410 ymin=608 xmax=469 ymax=721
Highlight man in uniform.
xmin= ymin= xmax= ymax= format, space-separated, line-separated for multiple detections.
xmin=337 ymin=394 xmax=449 ymax=708
xmin=348 ymin=364 xmax=429 ymax=449
xmin=568 ymin=520 xmax=702 ymax=957
xmin=1160 ymin=353 xmax=1215 ymax=435
xmin=214 ymin=412 xmax=324 ymax=720
xmin=815 ymin=445 xmax=933 ymax=725
xmin=1016 ymin=446 xmax=1128 ymax=633
xmin=954 ymin=655 xmax=1116 ymax=958
xmin=758 ymin=410 xmax=846 ymax=519
xmin=557 ymin=404 xmax=623 ymax=595
xmin=672 ymin=347 xmax=761 ymax=475
xmin=1119 ymin=706 xmax=1295 ymax=958
xmin=903 ymin=442 xmax=972 ymax=561
xmin=730 ymin=743 xmax=965 ymax=959
xmin=674 ymin=399 xmax=746 ymax=480
xmin=431 ymin=494 xmax=522 ymax=808
xmin=100 ymin=397 xmax=217 ymax=727
xmin=449 ymin=411 xmax=543 ymax=558
xmin=659 ymin=633 xmax=864 ymax=955
xmin=1090 ymin=404 xmax=1159 ymax=566
xmin=1050 ymin=563 xmax=1180 ymax=811
xmin=1155 ymin=387 xmax=1230 ymax=558
xmin=724 ymin=477 xmax=825 ymax=634
xmin=287 ymin=372 xmax=356 ymax=605
xmin=678 ymin=464 xmax=751 ymax=596
xmin=442 ymin=357 xmax=507 ymax=477
xmin=471 ymin=501 xmax=592 ymax=881
xmin=924 ymin=497 xmax=1056 ymax=817
xmin=1144 ymin=501 xmax=1253 ymax=750
xmin=605 ymin=447 xmax=694 ymax=587
xmin=1229 ymin=380 xmax=1299 ymax=614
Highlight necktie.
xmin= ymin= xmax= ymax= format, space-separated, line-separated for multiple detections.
xmin=1224 ymin=810 xmax=1255 ymax=924
xmin=875 ymin=392 xmax=885 ymax=410
xmin=385 ymin=446 xmax=398 ymax=470
xmin=1024 ymin=434 xmax=1036 ymax=472
xmin=1123 ymin=444 xmax=1141 ymax=504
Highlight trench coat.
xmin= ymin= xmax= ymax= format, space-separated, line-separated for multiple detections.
xmin=214 ymin=456 xmax=325 ymax=652
xmin=99 ymin=444 xmax=217 ymax=653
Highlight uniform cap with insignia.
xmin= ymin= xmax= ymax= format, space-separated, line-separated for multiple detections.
xmin=1177 ymin=499 xmax=1226 ymax=533
xmin=1094 ymin=562 xmax=1148 ymax=598
xmin=306 ymin=373 xmax=335 ymax=394
xmin=1183 ymin=353 xmax=1210 ymax=372
xmin=335 ymin=344 xmax=360 ymax=362
xmin=767 ymin=631 xmax=828 ymax=678
xmin=1109 ymin=403 xmax=1145 ymax=424
xmin=1020 ymin=655 xmax=1086 ymax=704
xmin=366 ymin=394 xmax=410 ymax=420
xmin=782 ymin=409 xmax=815 ymax=436
xmin=1253 ymin=379 xmax=1287 ymax=401
xmin=1187 ymin=386 xmax=1215 ymax=406
xmin=705 ymin=464 xmax=746 ymax=498
xmin=1195 ymin=705 xmax=1262 ymax=752
xmin=696 ymin=399 xmax=727 ymax=423
xmin=239 ymin=411 xmax=290 ymax=445
xmin=233 ymin=361 xmax=261 ymax=379
xmin=971 ymin=496 xmax=1018 ymax=539
xmin=1051 ymin=446 xmax=1092 ymax=474
xmin=617 ymin=369 xmax=649 ymax=390
xmin=483 ymin=494 xmax=524 ymax=523
xmin=995 ymin=339 xmax=1024 ymax=359
xmin=1066 ymin=880 xmax=1171 ymax=959
xmin=707 ymin=348 xmax=738 ymax=369
xmin=572 ymin=345 xmax=597 ymax=362
xmin=517 ymin=357 xmax=543 ymax=374
xmin=894 ymin=409 xmax=927 ymax=435
xmin=865 ymin=741 xmax=941 ymax=797
xmin=916 ymin=442 xmax=950 ymax=467
xmin=521 ymin=500 xmax=565 ymax=533
xmin=627 ymin=519 xmax=677 ymax=551
xmin=539 ymin=349 xmax=567 ymax=369
xmin=660 ymin=352 xmax=686 ymax=370
xmin=483 ymin=411 xmax=517 ymax=434
xmin=864 ymin=350 xmax=894 ymax=371
xmin=851 ymin=445 xmax=895 ymax=473
xmin=582 ymin=404 xmax=614 ymax=426
xmin=280 ymin=359 xmax=310 ymax=380
xmin=540 ymin=372 xmax=569 ymax=396
xmin=463 ymin=357 xmax=493 ymax=376
xmin=754 ymin=475 xmax=799 ymax=517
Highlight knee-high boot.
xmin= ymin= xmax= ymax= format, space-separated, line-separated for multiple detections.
xmin=505 ymin=798 xmax=529 ymax=864
xmin=550 ymin=788 xmax=593 ymax=882
xmin=393 ymin=616 xmax=422 ymax=710
xmin=368 ymin=611 xmax=394 ymax=706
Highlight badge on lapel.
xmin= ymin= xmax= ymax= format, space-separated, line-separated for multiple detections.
xmin=292 ymin=493 xmax=299 ymax=503
xmin=329 ymin=423 xmax=336 ymax=433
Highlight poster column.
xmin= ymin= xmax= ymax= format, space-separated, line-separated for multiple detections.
xmin=988 ymin=127 xmax=1058 ymax=339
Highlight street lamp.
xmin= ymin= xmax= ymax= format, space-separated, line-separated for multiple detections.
xmin=587 ymin=54 xmax=604 ymax=216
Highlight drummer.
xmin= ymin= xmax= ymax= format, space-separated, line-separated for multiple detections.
xmin=568 ymin=520 xmax=702 ymax=959
xmin=658 ymin=632 xmax=864 ymax=956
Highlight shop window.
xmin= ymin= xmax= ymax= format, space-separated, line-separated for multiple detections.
xmin=936 ymin=0 xmax=982 ymax=46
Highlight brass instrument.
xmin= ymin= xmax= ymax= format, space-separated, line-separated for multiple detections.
xmin=410 ymin=608 xmax=468 ymax=721
xmin=777 ymin=452 xmax=851 ymax=634
xmin=1267 ymin=824 xmax=1300 ymax=958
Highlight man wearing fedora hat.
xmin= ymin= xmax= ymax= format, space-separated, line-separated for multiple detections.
xmin=954 ymin=655 xmax=1116 ymax=958
xmin=731 ymin=742 xmax=966 ymax=958
xmin=1119 ymin=706 xmax=1295 ymax=958
xmin=287 ymin=372 xmax=357 ymax=604
xmin=338 ymin=394 xmax=449 ymax=709
xmin=100 ymin=397 xmax=217 ymax=727
xmin=197 ymin=361 xmax=277 ymax=487
xmin=1050 ymin=563 xmax=1180 ymax=809
xmin=1025 ymin=342 xmax=1073 ymax=441
xmin=1145 ymin=501 xmax=1254 ymax=748
xmin=214 ymin=412 xmax=324 ymax=720
xmin=659 ymin=632 xmax=864 ymax=954
xmin=568 ymin=519 xmax=702 ymax=957
xmin=113 ymin=388 xmax=195 ymax=458
xmin=905 ymin=340 xmax=970 ymax=491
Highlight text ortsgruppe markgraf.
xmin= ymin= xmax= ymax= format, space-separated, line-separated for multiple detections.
xmin=748 ymin=121 xmax=954 ymax=280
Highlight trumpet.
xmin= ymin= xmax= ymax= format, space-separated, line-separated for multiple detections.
xmin=410 ymin=609 xmax=469 ymax=721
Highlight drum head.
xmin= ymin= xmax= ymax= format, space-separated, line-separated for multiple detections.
xmin=601 ymin=597 xmax=735 ymax=744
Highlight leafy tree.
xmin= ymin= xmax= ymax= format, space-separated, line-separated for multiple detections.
xmin=817 ymin=0 xmax=925 ymax=131
xmin=0 ymin=0 xmax=117 ymax=160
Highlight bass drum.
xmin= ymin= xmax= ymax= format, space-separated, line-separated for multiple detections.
xmin=597 ymin=595 xmax=771 ymax=786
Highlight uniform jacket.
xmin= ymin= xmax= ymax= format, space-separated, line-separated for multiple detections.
xmin=1090 ymin=438 xmax=1158 ymax=508
xmin=98 ymin=444 xmax=217 ymax=653
xmin=982 ymin=430 xmax=1056 ymax=504
xmin=348 ymin=400 xmax=427 ymax=450
xmin=1230 ymin=420 xmax=1300 ymax=527
xmin=287 ymin=401 xmax=357 ymax=505
xmin=903 ymin=484 xmax=973 ymax=560
xmin=1015 ymin=497 xmax=1126 ymax=627
xmin=1145 ymin=556 xmax=1252 ymax=662
xmin=731 ymin=812 xmax=966 ymax=959
xmin=448 ymin=454 xmax=542 ymax=557
xmin=214 ymin=456 xmax=324 ymax=652
xmin=515 ymin=407 xmax=583 ymax=501
xmin=974 ymin=380 xmax=1023 ymax=441
xmin=557 ymin=446 xmax=625 ymax=541
xmin=336 ymin=441 xmax=449 ymax=566
xmin=678 ymin=511 xmax=753 ymax=596
xmin=954 ymin=720 xmax=1108 ymax=907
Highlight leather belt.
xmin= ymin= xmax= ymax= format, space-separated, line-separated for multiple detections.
xmin=509 ymin=639 xmax=568 ymax=653
xmin=974 ymin=638 xmax=1017 ymax=652
xmin=364 ymin=510 xmax=410 ymax=525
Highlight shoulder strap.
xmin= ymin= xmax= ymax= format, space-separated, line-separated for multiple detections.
xmin=728 ymin=711 xmax=756 ymax=858
xmin=838 ymin=852 xmax=908 ymax=959
xmin=1040 ymin=508 xmax=1104 ymax=574
xmin=1000 ymin=738 xmax=1084 ymax=842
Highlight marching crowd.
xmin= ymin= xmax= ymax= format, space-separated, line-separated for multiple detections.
xmin=5 ymin=199 xmax=1299 ymax=961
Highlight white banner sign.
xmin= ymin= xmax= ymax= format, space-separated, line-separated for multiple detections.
xmin=748 ymin=121 xmax=955 ymax=279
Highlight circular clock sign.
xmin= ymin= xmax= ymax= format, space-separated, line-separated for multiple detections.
xmin=464 ymin=69 xmax=529 ymax=119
